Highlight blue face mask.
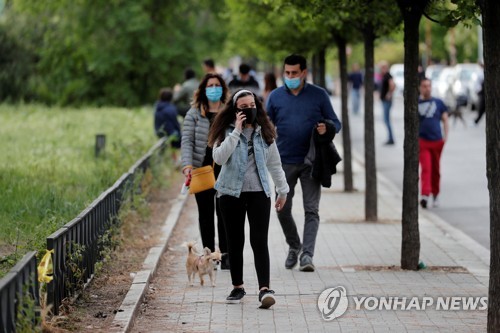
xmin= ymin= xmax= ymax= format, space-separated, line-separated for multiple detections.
xmin=206 ymin=86 xmax=223 ymax=102
xmin=284 ymin=76 xmax=302 ymax=90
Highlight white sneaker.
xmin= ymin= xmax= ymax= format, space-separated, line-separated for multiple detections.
xmin=433 ymin=196 xmax=439 ymax=208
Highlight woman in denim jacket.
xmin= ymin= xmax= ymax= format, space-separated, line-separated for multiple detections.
xmin=208 ymin=89 xmax=289 ymax=309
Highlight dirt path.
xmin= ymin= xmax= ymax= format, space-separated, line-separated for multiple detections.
xmin=51 ymin=171 xmax=183 ymax=332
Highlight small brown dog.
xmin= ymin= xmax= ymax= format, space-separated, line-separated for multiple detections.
xmin=185 ymin=242 xmax=222 ymax=287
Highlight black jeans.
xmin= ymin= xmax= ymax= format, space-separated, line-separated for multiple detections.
xmin=194 ymin=188 xmax=227 ymax=253
xmin=219 ymin=191 xmax=271 ymax=289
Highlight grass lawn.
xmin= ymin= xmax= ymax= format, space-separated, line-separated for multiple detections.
xmin=0 ymin=103 xmax=169 ymax=276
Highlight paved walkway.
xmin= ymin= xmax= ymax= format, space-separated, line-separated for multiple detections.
xmin=125 ymin=157 xmax=489 ymax=332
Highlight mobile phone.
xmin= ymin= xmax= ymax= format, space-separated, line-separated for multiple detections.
xmin=237 ymin=110 xmax=247 ymax=126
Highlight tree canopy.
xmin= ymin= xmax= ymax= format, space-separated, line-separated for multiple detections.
xmin=0 ymin=0 xmax=227 ymax=106
xmin=0 ymin=0 xmax=483 ymax=106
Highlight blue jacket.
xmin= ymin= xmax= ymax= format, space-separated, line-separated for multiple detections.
xmin=213 ymin=124 xmax=289 ymax=198
xmin=154 ymin=101 xmax=180 ymax=139
xmin=266 ymin=83 xmax=341 ymax=164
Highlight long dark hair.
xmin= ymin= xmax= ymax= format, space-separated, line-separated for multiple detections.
xmin=208 ymin=90 xmax=276 ymax=147
xmin=264 ymin=72 xmax=277 ymax=92
xmin=192 ymin=73 xmax=229 ymax=117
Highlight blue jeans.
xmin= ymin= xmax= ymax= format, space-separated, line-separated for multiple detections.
xmin=277 ymin=164 xmax=321 ymax=258
xmin=351 ymin=88 xmax=361 ymax=115
xmin=382 ymin=100 xmax=394 ymax=143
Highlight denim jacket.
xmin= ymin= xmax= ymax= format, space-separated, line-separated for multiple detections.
xmin=213 ymin=124 xmax=289 ymax=198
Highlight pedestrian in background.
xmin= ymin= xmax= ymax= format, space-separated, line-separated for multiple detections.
xmin=474 ymin=80 xmax=485 ymax=125
xmin=181 ymin=73 xmax=230 ymax=268
xmin=418 ymin=65 xmax=426 ymax=83
xmin=418 ymin=78 xmax=449 ymax=209
xmin=173 ymin=68 xmax=199 ymax=118
xmin=209 ymin=89 xmax=289 ymax=308
xmin=348 ymin=63 xmax=363 ymax=116
xmin=228 ymin=63 xmax=260 ymax=97
xmin=266 ymin=54 xmax=341 ymax=272
xmin=202 ymin=58 xmax=216 ymax=74
xmin=379 ymin=61 xmax=396 ymax=145
xmin=262 ymin=72 xmax=278 ymax=106
xmin=154 ymin=88 xmax=181 ymax=165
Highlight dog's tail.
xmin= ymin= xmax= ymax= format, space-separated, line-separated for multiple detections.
xmin=183 ymin=241 xmax=197 ymax=254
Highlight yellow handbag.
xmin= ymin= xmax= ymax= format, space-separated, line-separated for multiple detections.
xmin=189 ymin=165 xmax=216 ymax=194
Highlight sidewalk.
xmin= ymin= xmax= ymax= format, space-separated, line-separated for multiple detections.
xmin=123 ymin=157 xmax=489 ymax=332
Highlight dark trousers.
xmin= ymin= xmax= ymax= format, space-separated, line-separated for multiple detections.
xmin=277 ymin=164 xmax=321 ymax=258
xmin=194 ymin=188 xmax=227 ymax=253
xmin=219 ymin=192 xmax=271 ymax=289
xmin=474 ymin=98 xmax=485 ymax=124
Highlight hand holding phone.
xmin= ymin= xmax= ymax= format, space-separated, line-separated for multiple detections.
xmin=235 ymin=111 xmax=246 ymax=130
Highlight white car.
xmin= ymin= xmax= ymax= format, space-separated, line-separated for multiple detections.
xmin=389 ymin=64 xmax=404 ymax=96
xmin=425 ymin=64 xmax=446 ymax=82
xmin=432 ymin=67 xmax=456 ymax=110
xmin=452 ymin=63 xmax=483 ymax=110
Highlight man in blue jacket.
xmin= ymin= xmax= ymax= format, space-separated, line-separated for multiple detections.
xmin=267 ymin=54 xmax=341 ymax=272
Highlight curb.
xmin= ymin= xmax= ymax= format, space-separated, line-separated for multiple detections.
xmin=109 ymin=192 xmax=188 ymax=333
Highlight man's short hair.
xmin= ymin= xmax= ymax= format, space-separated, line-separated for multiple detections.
xmin=159 ymin=88 xmax=173 ymax=102
xmin=239 ymin=63 xmax=251 ymax=75
xmin=420 ymin=77 xmax=431 ymax=85
xmin=185 ymin=68 xmax=196 ymax=80
xmin=203 ymin=58 xmax=215 ymax=69
xmin=284 ymin=54 xmax=307 ymax=70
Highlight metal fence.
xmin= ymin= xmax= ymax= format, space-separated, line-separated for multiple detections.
xmin=0 ymin=137 xmax=167 ymax=330
xmin=0 ymin=252 xmax=39 ymax=333
xmin=46 ymin=138 xmax=165 ymax=314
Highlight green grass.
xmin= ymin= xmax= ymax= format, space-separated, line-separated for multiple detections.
xmin=0 ymin=103 xmax=163 ymax=275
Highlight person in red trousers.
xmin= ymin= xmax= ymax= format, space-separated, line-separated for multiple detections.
xmin=418 ymin=78 xmax=449 ymax=209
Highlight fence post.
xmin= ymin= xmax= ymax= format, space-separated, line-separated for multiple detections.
xmin=95 ymin=134 xmax=106 ymax=157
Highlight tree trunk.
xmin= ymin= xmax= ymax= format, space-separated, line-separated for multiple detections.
xmin=483 ymin=1 xmax=500 ymax=331
xmin=363 ymin=26 xmax=377 ymax=221
xmin=336 ymin=35 xmax=354 ymax=192
xmin=311 ymin=53 xmax=318 ymax=85
xmin=318 ymin=47 xmax=326 ymax=90
xmin=311 ymin=49 xmax=326 ymax=89
xmin=399 ymin=3 xmax=422 ymax=270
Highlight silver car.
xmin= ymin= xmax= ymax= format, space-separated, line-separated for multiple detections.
xmin=432 ymin=67 xmax=457 ymax=109
xmin=452 ymin=63 xmax=483 ymax=110
xmin=389 ymin=63 xmax=404 ymax=96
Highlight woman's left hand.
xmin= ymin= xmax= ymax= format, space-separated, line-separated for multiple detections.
xmin=275 ymin=196 xmax=286 ymax=212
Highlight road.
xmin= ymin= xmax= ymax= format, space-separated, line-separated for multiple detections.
xmin=331 ymin=94 xmax=490 ymax=249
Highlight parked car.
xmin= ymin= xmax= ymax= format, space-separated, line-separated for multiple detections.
xmin=432 ymin=67 xmax=457 ymax=110
xmin=425 ymin=64 xmax=446 ymax=82
xmin=389 ymin=63 xmax=404 ymax=96
xmin=452 ymin=63 xmax=483 ymax=110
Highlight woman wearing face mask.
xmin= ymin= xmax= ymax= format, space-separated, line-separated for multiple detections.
xmin=181 ymin=73 xmax=230 ymax=268
xmin=208 ymin=89 xmax=289 ymax=308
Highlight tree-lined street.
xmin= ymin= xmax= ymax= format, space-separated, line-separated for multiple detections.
xmin=2 ymin=0 xmax=500 ymax=331
xmin=334 ymin=95 xmax=490 ymax=248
